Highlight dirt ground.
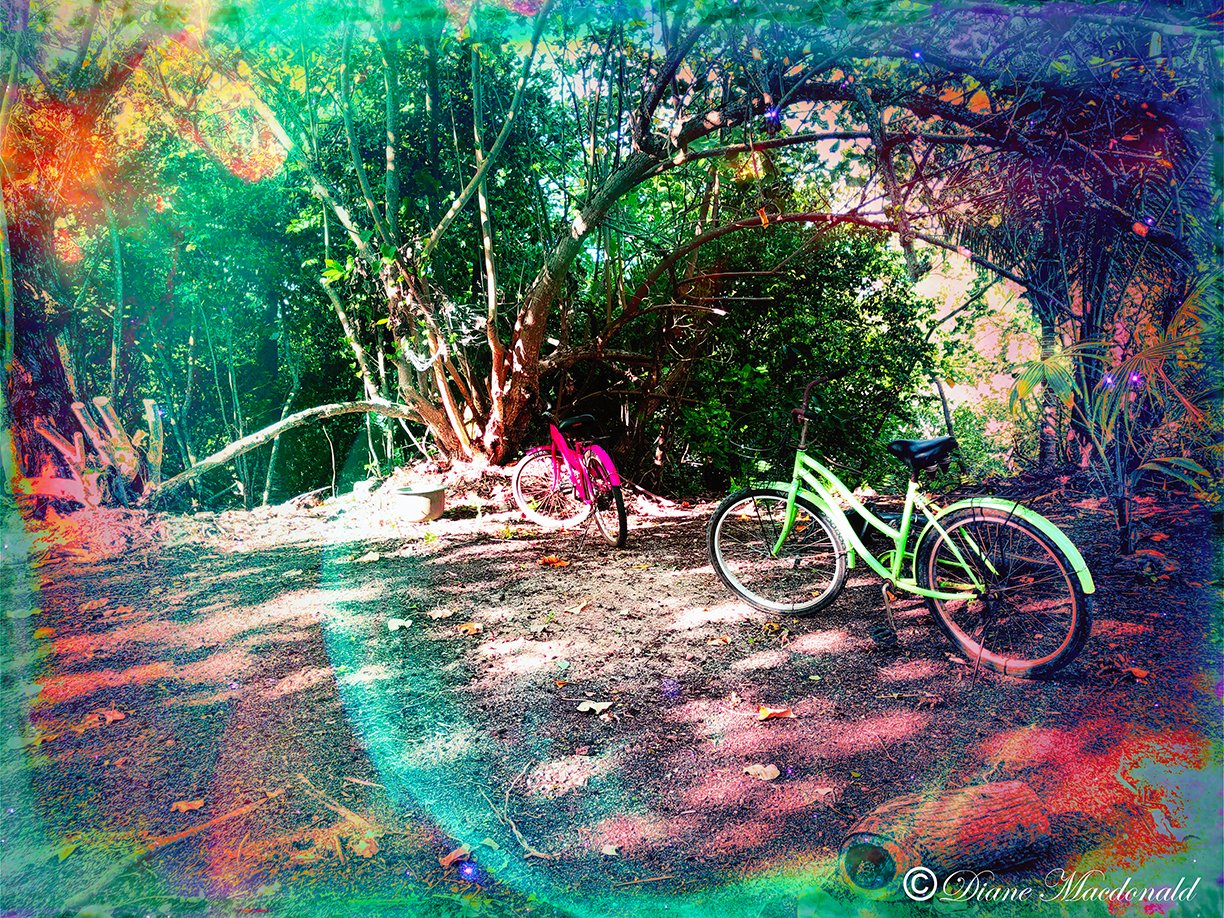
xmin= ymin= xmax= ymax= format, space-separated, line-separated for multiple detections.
xmin=1 ymin=470 xmax=1221 ymax=918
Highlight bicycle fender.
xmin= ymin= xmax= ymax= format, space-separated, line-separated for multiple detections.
xmin=914 ymin=498 xmax=1095 ymax=594
xmin=583 ymin=444 xmax=621 ymax=486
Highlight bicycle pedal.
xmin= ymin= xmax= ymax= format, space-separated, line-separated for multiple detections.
xmin=868 ymin=623 xmax=900 ymax=650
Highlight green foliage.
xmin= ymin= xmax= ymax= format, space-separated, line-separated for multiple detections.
xmin=1008 ymin=275 xmax=1220 ymax=549
xmin=661 ymin=224 xmax=935 ymax=491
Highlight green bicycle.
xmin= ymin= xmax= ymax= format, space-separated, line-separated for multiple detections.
xmin=707 ymin=378 xmax=1095 ymax=678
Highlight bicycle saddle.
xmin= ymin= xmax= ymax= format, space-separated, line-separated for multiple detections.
xmin=886 ymin=435 xmax=958 ymax=470
xmin=557 ymin=414 xmax=599 ymax=432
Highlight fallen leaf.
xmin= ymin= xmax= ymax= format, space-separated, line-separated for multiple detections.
xmin=171 ymin=799 xmax=204 ymax=813
xmin=96 ymin=709 xmax=125 ymax=725
xmin=355 ymin=551 xmax=381 ymax=563
xmin=565 ymin=600 xmax=591 ymax=615
xmin=1127 ymin=667 xmax=1151 ymax=681
xmin=851 ymin=771 xmax=861 ymax=778
xmin=729 ymin=691 xmax=742 ymax=706
xmin=757 ymin=706 xmax=797 ymax=720
xmin=386 ymin=618 xmax=412 ymax=632
xmin=439 ymin=844 xmax=471 ymax=868
xmin=80 ymin=598 xmax=109 ymax=612
xmin=537 ymin=555 xmax=571 ymax=567
xmin=32 ymin=627 xmax=54 ymax=639
xmin=56 ymin=842 xmax=79 ymax=861
xmin=554 ymin=680 xmax=570 ymax=688
xmin=456 ymin=622 xmax=483 ymax=636
xmin=707 ymin=635 xmax=731 ymax=646
xmin=743 ymin=764 xmax=781 ymax=781
xmin=1150 ymin=533 xmax=1169 ymax=542
xmin=427 ymin=607 xmax=456 ymax=620
xmin=349 ymin=831 xmax=380 ymax=858
xmin=113 ymin=605 xmax=133 ymax=616
xmin=577 ymin=700 xmax=613 ymax=715
xmin=600 ymin=844 xmax=620 ymax=856
xmin=480 ymin=837 xmax=501 ymax=851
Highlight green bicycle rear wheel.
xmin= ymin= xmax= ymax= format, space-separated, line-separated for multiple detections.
xmin=916 ymin=506 xmax=1091 ymax=678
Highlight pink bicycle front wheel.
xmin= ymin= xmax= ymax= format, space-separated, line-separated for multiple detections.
xmin=512 ymin=448 xmax=591 ymax=527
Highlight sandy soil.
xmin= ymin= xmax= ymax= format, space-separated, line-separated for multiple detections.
xmin=0 ymin=473 xmax=1220 ymax=917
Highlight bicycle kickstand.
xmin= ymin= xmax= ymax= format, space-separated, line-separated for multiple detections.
xmin=869 ymin=583 xmax=901 ymax=650
xmin=880 ymin=582 xmax=899 ymax=633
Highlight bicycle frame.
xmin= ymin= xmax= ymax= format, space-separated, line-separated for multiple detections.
xmin=542 ymin=423 xmax=622 ymax=503
xmin=773 ymin=448 xmax=986 ymax=602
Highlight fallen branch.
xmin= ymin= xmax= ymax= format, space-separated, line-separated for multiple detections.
xmin=144 ymin=399 xmax=422 ymax=503
xmin=478 ymin=765 xmax=551 ymax=860
xmin=63 ymin=788 xmax=285 ymax=911
xmin=295 ymin=773 xmax=378 ymax=831
xmin=612 ymin=875 xmax=675 ymax=888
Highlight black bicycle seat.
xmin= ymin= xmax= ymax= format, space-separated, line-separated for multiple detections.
xmin=557 ymin=414 xmax=599 ymax=432
xmin=887 ymin=436 xmax=958 ymax=470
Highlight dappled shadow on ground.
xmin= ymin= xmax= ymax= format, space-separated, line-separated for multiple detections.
xmin=1 ymin=494 xmax=1220 ymax=916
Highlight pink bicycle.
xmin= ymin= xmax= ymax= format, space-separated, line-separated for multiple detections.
xmin=511 ymin=413 xmax=627 ymax=547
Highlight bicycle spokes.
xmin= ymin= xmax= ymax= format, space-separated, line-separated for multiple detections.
xmin=927 ymin=516 xmax=1079 ymax=672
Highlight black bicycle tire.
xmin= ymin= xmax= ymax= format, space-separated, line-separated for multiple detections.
xmin=512 ymin=448 xmax=591 ymax=527
xmin=916 ymin=507 xmax=1092 ymax=678
xmin=584 ymin=452 xmax=627 ymax=547
xmin=707 ymin=486 xmax=848 ymax=616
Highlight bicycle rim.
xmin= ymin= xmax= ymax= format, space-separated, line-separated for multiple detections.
xmin=585 ymin=454 xmax=626 ymax=547
xmin=711 ymin=490 xmax=845 ymax=614
xmin=513 ymin=451 xmax=590 ymax=526
xmin=922 ymin=512 xmax=1083 ymax=675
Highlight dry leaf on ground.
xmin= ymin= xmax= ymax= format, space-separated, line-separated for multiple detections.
xmin=439 ymin=844 xmax=471 ymax=868
xmin=387 ymin=618 xmax=412 ymax=632
xmin=577 ymin=700 xmax=613 ymax=715
xmin=456 ymin=622 xmax=483 ymax=636
xmin=427 ymin=607 xmax=456 ymax=620
xmin=707 ymin=635 xmax=731 ymax=645
xmin=171 ymin=799 xmax=205 ymax=813
xmin=350 ymin=830 xmax=381 ymax=858
xmin=80 ymin=598 xmax=109 ymax=612
xmin=538 ymin=555 xmax=570 ymax=567
xmin=758 ymin=706 xmax=797 ymax=720
xmin=565 ymin=600 xmax=591 ymax=615
xmin=743 ymin=764 xmax=781 ymax=781
xmin=355 ymin=551 xmax=381 ymax=563
xmin=600 ymin=844 xmax=619 ymax=856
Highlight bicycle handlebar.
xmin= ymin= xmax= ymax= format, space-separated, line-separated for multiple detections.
xmin=793 ymin=369 xmax=852 ymax=423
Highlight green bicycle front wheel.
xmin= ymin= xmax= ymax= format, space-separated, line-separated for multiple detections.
xmin=708 ymin=487 xmax=848 ymax=616
xmin=916 ymin=506 xmax=1092 ymax=678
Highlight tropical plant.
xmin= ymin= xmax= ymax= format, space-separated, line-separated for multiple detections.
xmin=1009 ymin=276 xmax=1219 ymax=553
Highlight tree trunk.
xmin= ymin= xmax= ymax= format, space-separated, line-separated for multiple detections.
xmin=839 ymin=781 xmax=1050 ymax=901
xmin=486 ymin=151 xmax=656 ymax=461
xmin=145 ymin=399 xmax=422 ymax=503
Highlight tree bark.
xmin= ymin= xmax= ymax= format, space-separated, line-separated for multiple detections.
xmin=146 ymin=400 xmax=423 ymax=503
xmin=839 ymin=781 xmax=1050 ymax=900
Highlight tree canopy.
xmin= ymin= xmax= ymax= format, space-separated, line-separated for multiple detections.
xmin=1 ymin=0 xmax=1217 ymax=514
